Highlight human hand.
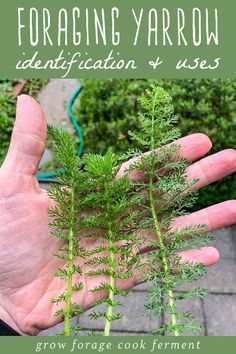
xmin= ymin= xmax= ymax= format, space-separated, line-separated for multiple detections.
xmin=0 ymin=95 xmax=236 ymax=335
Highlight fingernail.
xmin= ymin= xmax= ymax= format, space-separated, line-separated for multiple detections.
xmin=17 ymin=95 xmax=25 ymax=108
xmin=17 ymin=94 xmax=32 ymax=111
xmin=16 ymin=95 xmax=29 ymax=116
xmin=17 ymin=94 xmax=26 ymax=103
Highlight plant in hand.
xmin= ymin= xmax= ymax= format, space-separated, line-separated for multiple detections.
xmin=47 ymin=126 xmax=86 ymax=336
xmin=48 ymin=128 xmax=140 ymax=336
xmin=1 ymin=94 xmax=234 ymax=337
xmin=48 ymin=86 xmax=213 ymax=337
xmin=125 ymin=87 xmax=213 ymax=335
xmin=82 ymin=151 xmax=140 ymax=336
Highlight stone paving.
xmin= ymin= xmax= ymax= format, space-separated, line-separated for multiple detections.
xmin=38 ymin=79 xmax=236 ymax=336
xmin=38 ymin=78 xmax=79 ymax=130
xmin=40 ymin=227 xmax=236 ymax=336
xmin=78 ymin=227 xmax=236 ymax=336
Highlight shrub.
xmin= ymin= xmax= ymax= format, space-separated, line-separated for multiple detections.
xmin=0 ymin=79 xmax=47 ymax=166
xmin=0 ymin=83 xmax=16 ymax=165
xmin=77 ymin=79 xmax=236 ymax=209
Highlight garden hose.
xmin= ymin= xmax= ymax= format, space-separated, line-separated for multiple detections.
xmin=36 ymin=86 xmax=84 ymax=183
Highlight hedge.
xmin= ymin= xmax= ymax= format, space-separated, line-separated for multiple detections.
xmin=77 ymin=79 xmax=236 ymax=209
xmin=0 ymin=79 xmax=47 ymax=166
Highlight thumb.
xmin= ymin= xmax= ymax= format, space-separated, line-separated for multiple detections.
xmin=2 ymin=94 xmax=47 ymax=175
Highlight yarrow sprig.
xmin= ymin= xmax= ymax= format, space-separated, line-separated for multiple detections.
xmin=125 ymin=86 xmax=213 ymax=335
xmin=47 ymin=129 xmax=140 ymax=336
xmin=47 ymin=126 xmax=86 ymax=336
xmin=47 ymin=86 xmax=213 ymax=336
xmin=82 ymin=150 xmax=141 ymax=336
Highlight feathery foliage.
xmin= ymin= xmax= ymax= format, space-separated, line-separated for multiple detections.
xmin=47 ymin=86 xmax=212 ymax=336
xmin=82 ymin=150 xmax=141 ymax=336
xmin=47 ymin=128 xmax=140 ymax=336
xmin=125 ymin=86 xmax=213 ymax=335
xmin=47 ymin=126 xmax=86 ymax=336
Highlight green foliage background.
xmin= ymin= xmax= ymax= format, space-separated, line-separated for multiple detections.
xmin=0 ymin=83 xmax=15 ymax=165
xmin=77 ymin=79 xmax=236 ymax=209
xmin=0 ymin=79 xmax=47 ymax=165
xmin=1 ymin=78 xmax=235 ymax=209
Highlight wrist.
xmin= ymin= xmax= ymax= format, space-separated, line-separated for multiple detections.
xmin=0 ymin=299 xmax=39 ymax=336
xmin=0 ymin=304 xmax=23 ymax=335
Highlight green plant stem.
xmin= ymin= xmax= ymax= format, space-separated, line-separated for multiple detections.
xmin=104 ymin=229 xmax=115 ymax=337
xmin=149 ymin=99 xmax=179 ymax=336
xmin=149 ymin=172 xmax=179 ymax=336
xmin=64 ymin=188 xmax=75 ymax=336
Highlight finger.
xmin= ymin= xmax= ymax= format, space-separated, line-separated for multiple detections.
xmin=85 ymin=201 xmax=236 ymax=256
xmin=186 ymin=149 xmax=236 ymax=190
xmin=172 ymin=200 xmax=236 ymax=232
xmin=2 ymin=95 xmax=47 ymax=175
xmin=119 ymin=246 xmax=220 ymax=290
xmin=117 ymin=133 xmax=212 ymax=179
xmin=177 ymin=246 xmax=220 ymax=267
xmin=139 ymin=201 xmax=236 ymax=255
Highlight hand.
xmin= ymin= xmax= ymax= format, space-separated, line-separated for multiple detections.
xmin=0 ymin=95 xmax=236 ymax=335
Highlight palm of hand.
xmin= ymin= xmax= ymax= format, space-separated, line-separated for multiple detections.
xmin=0 ymin=170 xmax=135 ymax=334
xmin=0 ymin=171 xmax=121 ymax=334
xmin=0 ymin=95 xmax=236 ymax=336
xmin=0 ymin=170 xmax=62 ymax=332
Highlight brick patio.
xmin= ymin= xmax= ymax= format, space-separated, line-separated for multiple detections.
xmin=40 ymin=227 xmax=236 ymax=336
